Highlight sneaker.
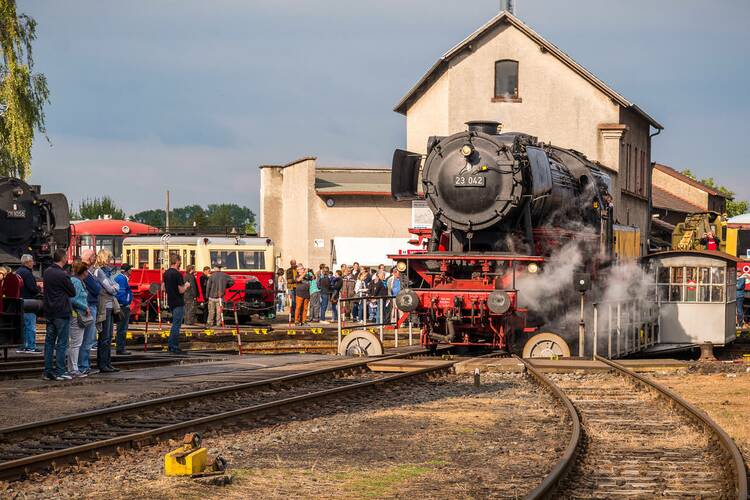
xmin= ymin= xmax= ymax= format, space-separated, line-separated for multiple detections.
xmin=59 ymin=374 xmax=73 ymax=380
xmin=29 ymin=348 xmax=42 ymax=354
xmin=320 ymin=320 xmax=329 ymax=324
xmin=76 ymin=371 xmax=88 ymax=378
xmin=16 ymin=348 xmax=29 ymax=354
xmin=42 ymin=373 xmax=56 ymax=381
xmin=68 ymin=371 xmax=83 ymax=378
xmin=115 ymin=350 xmax=133 ymax=356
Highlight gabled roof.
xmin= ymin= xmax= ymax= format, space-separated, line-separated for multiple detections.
xmin=653 ymin=163 xmax=727 ymax=198
xmin=394 ymin=11 xmax=663 ymax=130
xmin=652 ymin=186 xmax=705 ymax=213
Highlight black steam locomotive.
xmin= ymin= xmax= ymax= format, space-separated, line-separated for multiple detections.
xmin=389 ymin=121 xmax=615 ymax=357
xmin=0 ymin=177 xmax=70 ymax=269
xmin=393 ymin=120 xmax=613 ymax=255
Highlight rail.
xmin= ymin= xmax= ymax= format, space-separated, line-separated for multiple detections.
xmin=592 ymin=299 xmax=659 ymax=358
xmin=514 ymin=356 xmax=581 ymax=500
xmin=596 ymin=356 xmax=747 ymax=499
xmin=335 ymin=294 xmax=415 ymax=352
xmin=0 ymin=348 xmax=446 ymax=479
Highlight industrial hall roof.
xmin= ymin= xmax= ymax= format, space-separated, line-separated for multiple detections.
xmin=652 ymin=186 xmax=705 ymax=214
xmin=314 ymin=167 xmax=392 ymax=196
xmin=653 ymin=163 xmax=727 ymax=198
xmin=394 ymin=11 xmax=663 ymax=130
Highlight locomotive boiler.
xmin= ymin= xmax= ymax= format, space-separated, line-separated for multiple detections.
xmin=0 ymin=177 xmax=70 ymax=269
xmin=390 ymin=121 xmax=614 ymax=356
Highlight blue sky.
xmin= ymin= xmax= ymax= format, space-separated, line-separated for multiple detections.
xmin=24 ymin=0 xmax=750 ymax=214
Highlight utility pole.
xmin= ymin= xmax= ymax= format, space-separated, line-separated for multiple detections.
xmin=165 ymin=190 xmax=170 ymax=232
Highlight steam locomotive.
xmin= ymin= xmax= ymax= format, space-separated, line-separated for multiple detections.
xmin=390 ymin=121 xmax=614 ymax=357
xmin=0 ymin=177 xmax=70 ymax=269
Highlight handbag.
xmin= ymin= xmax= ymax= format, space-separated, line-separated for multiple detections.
xmin=77 ymin=310 xmax=94 ymax=329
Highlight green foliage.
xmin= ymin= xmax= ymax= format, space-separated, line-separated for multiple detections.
xmin=132 ymin=204 xmax=256 ymax=232
xmin=681 ymin=169 xmax=748 ymax=217
xmin=0 ymin=0 xmax=49 ymax=179
xmin=69 ymin=202 xmax=80 ymax=220
xmin=78 ymin=196 xmax=125 ymax=220
xmin=132 ymin=209 xmax=166 ymax=227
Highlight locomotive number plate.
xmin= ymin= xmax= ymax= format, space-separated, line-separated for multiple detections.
xmin=454 ymin=175 xmax=485 ymax=187
xmin=5 ymin=209 xmax=25 ymax=218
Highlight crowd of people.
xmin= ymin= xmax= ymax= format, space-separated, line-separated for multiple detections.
xmin=275 ymin=260 xmax=401 ymax=326
xmin=17 ymin=248 xmax=137 ymax=381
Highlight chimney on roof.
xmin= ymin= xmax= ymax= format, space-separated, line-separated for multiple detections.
xmin=500 ymin=0 xmax=515 ymax=14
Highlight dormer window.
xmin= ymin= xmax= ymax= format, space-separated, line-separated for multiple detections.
xmin=494 ymin=59 xmax=520 ymax=101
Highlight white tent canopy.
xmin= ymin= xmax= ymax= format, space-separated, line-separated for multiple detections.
xmin=728 ymin=213 xmax=750 ymax=224
xmin=331 ymin=237 xmax=423 ymax=268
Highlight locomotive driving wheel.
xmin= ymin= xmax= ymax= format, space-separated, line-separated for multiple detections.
xmin=522 ymin=332 xmax=571 ymax=359
xmin=338 ymin=331 xmax=384 ymax=357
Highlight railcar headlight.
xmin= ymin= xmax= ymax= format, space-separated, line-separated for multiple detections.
xmin=460 ymin=144 xmax=473 ymax=157
xmin=527 ymin=263 xmax=539 ymax=274
xmin=396 ymin=261 xmax=407 ymax=272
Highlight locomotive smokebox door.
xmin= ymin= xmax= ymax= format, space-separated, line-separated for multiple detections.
xmin=574 ymin=272 xmax=591 ymax=292
xmin=391 ymin=149 xmax=421 ymax=201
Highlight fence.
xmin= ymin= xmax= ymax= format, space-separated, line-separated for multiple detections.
xmin=592 ymin=300 xmax=659 ymax=359
xmin=335 ymin=294 xmax=415 ymax=353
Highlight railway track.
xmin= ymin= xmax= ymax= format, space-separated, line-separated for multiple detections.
xmin=522 ymin=355 xmax=747 ymax=499
xmin=0 ymin=354 xmax=218 ymax=380
xmin=0 ymin=349 xmax=453 ymax=480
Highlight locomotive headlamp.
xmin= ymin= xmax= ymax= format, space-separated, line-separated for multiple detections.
xmin=460 ymin=144 xmax=474 ymax=157
xmin=396 ymin=260 xmax=407 ymax=272
xmin=527 ymin=262 xmax=539 ymax=274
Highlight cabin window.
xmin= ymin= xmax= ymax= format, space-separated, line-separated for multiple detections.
xmin=494 ymin=60 xmax=519 ymax=99
xmin=138 ymin=249 xmax=149 ymax=268
xmin=655 ymin=265 xmax=726 ymax=303
xmin=210 ymin=250 xmax=239 ymax=270
xmin=238 ymin=251 xmax=266 ymax=270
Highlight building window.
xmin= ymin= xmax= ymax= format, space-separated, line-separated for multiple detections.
xmin=494 ymin=60 xmax=519 ymax=99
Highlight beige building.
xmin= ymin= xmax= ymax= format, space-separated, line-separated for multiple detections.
xmin=260 ymin=158 xmax=423 ymax=267
xmin=396 ymin=11 xmax=662 ymax=253
xmin=651 ymin=163 xmax=727 ymax=228
xmin=260 ymin=11 xmax=663 ymax=262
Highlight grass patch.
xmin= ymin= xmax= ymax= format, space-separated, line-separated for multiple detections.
xmin=344 ymin=464 xmax=431 ymax=498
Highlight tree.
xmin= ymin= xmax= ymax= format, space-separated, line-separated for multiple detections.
xmin=171 ymin=204 xmax=207 ymax=227
xmin=78 ymin=196 xmax=125 ymax=220
xmin=206 ymin=203 xmax=256 ymax=231
xmin=132 ymin=209 xmax=166 ymax=227
xmin=681 ymin=169 xmax=749 ymax=217
xmin=0 ymin=1 xmax=49 ymax=178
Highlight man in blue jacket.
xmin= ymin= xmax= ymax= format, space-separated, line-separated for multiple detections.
xmin=16 ymin=254 xmax=41 ymax=353
xmin=114 ymin=263 xmax=134 ymax=355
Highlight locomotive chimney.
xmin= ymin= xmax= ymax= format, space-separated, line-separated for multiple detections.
xmin=466 ymin=121 xmax=502 ymax=135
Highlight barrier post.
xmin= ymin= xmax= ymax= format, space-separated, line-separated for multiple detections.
xmin=394 ymin=301 xmax=399 ymax=348
xmin=144 ymin=299 xmax=150 ymax=352
xmin=607 ymin=303 xmax=612 ymax=359
xmin=616 ymin=303 xmax=621 ymax=357
xmin=408 ymin=319 xmax=413 ymax=346
xmin=233 ymin=303 xmax=243 ymax=356
xmin=337 ymin=300 xmax=342 ymax=353
xmin=378 ymin=298 xmax=384 ymax=343
xmin=593 ymin=303 xmax=598 ymax=360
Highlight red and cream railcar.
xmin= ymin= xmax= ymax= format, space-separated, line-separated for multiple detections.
xmin=69 ymin=219 xmax=159 ymax=263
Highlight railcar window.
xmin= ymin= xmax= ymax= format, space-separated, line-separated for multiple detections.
xmin=494 ymin=60 xmax=518 ymax=99
xmin=656 ymin=265 xmax=726 ymax=303
xmin=138 ymin=249 xmax=149 ymax=269
xmin=238 ymin=251 xmax=266 ymax=270
xmin=210 ymin=250 xmax=238 ymax=269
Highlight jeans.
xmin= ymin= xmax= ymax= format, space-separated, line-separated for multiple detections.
xmin=319 ymin=293 xmax=329 ymax=321
xmin=116 ymin=305 xmax=131 ymax=352
xmin=44 ymin=318 xmax=70 ymax=377
xmin=331 ymin=300 xmax=339 ymax=322
xmin=169 ymin=306 xmax=184 ymax=351
xmin=67 ymin=317 xmax=85 ymax=373
xmin=78 ymin=304 xmax=97 ymax=371
xmin=23 ymin=312 xmax=37 ymax=350
xmin=276 ymin=292 xmax=285 ymax=312
xmin=352 ymin=301 xmax=360 ymax=321
xmin=739 ymin=297 xmax=745 ymax=325
xmin=310 ymin=292 xmax=320 ymax=321
xmin=289 ymin=289 xmax=297 ymax=320
xmin=97 ymin=308 xmax=114 ymax=369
